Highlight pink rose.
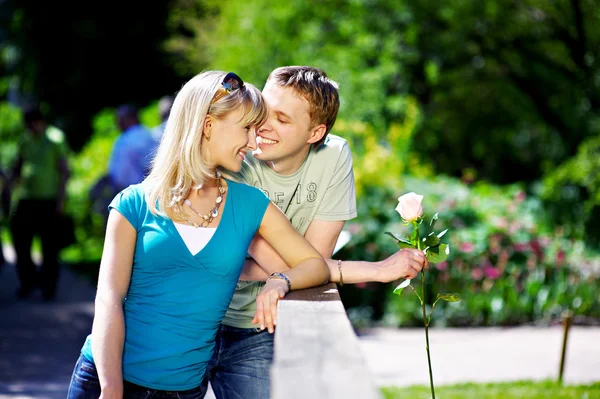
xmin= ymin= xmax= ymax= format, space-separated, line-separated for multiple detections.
xmin=395 ymin=192 xmax=424 ymax=222
xmin=435 ymin=261 xmax=448 ymax=271
xmin=460 ymin=242 xmax=475 ymax=253
xmin=471 ymin=268 xmax=484 ymax=281
xmin=483 ymin=266 xmax=501 ymax=280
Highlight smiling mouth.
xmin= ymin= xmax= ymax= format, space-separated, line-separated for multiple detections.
xmin=257 ymin=136 xmax=278 ymax=145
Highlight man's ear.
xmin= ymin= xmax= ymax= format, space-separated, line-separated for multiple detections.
xmin=306 ymin=124 xmax=327 ymax=144
xmin=203 ymin=115 xmax=213 ymax=139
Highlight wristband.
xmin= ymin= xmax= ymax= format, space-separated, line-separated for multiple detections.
xmin=267 ymin=272 xmax=291 ymax=290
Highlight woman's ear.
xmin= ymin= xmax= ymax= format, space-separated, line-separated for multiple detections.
xmin=203 ymin=115 xmax=213 ymax=141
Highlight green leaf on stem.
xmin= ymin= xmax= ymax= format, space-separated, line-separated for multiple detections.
xmin=393 ymin=279 xmax=411 ymax=295
xmin=437 ymin=229 xmax=448 ymax=239
xmin=438 ymin=293 xmax=461 ymax=302
xmin=430 ymin=213 xmax=439 ymax=230
xmin=423 ymin=235 xmax=440 ymax=247
xmin=425 ymin=243 xmax=450 ymax=264
xmin=385 ymin=232 xmax=413 ymax=246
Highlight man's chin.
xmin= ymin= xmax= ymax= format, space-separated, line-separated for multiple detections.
xmin=252 ymin=148 xmax=274 ymax=161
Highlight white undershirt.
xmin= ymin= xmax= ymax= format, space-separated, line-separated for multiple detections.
xmin=173 ymin=223 xmax=216 ymax=255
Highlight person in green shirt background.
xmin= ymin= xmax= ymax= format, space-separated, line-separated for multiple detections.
xmin=9 ymin=106 xmax=70 ymax=301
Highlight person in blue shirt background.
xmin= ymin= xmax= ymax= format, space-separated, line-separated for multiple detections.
xmin=108 ymin=104 xmax=157 ymax=191
xmin=67 ymin=71 xmax=329 ymax=398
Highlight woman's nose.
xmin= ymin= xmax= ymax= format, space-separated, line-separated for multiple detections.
xmin=246 ymin=128 xmax=257 ymax=150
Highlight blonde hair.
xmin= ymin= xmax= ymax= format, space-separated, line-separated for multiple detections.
xmin=145 ymin=70 xmax=267 ymax=219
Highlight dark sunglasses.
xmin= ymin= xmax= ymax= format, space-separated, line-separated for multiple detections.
xmin=222 ymin=72 xmax=244 ymax=92
xmin=212 ymin=72 xmax=245 ymax=103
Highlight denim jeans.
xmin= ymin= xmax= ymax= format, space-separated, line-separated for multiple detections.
xmin=67 ymin=353 xmax=207 ymax=398
xmin=201 ymin=325 xmax=274 ymax=399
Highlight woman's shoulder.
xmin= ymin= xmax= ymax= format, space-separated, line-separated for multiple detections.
xmin=226 ymin=179 xmax=269 ymax=202
xmin=111 ymin=183 xmax=148 ymax=209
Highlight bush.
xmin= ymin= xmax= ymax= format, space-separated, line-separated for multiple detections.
xmin=541 ymin=135 xmax=600 ymax=247
xmin=339 ymin=174 xmax=600 ymax=328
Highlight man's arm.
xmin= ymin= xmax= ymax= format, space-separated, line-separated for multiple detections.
xmin=241 ymin=219 xmax=342 ymax=280
xmin=244 ymin=219 xmax=426 ymax=283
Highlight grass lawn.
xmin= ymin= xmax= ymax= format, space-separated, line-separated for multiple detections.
xmin=381 ymin=380 xmax=600 ymax=399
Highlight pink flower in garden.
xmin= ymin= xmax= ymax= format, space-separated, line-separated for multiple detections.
xmin=556 ymin=250 xmax=566 ymax=266
xmin=530 ymin=239 xmax=544 ymax=261
xmin=483 ymin=265 xmax=501 ymax=280
xmin=513 ymin=242 xmax=530 ymax=252
xmin=509 ymin=222 xmax=520 ymax=234
xmin=435 ymin=261 xmax=448 ymax=271
xmin=494 ymin=217 xmax=509 ymax=229
xmin=460 ymin=242 xmax=475 ymax=253
xmin=515 ymin=191 xmax=526 ymax=203
xmin=539 ymin=237 xmax=551 ymax=248
xmin=395 ymin=192 xmax=424 ymax=222
xmin=471 ymin=268 xmax=484 ymax=281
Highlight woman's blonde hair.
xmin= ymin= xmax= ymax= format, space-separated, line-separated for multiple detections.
xmin=145 ymin=70 xmax=267 ymax=219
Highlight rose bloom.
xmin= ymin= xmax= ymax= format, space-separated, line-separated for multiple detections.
xmin=395 ymin=192 xmax=424 ymax=222
xmin=472 ymin=268 xmax=484 ymax=281
xmin=483 ymin=265 xmax=501 ymax=280
xmin=460 ymin=242 xmax=475 ymax=253
xmin=435 ymin=261 xmax=448 ymax=271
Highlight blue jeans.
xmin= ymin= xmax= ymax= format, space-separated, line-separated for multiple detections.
xmin=201 ymin=325 xmax=274 ymax=399
xmin=67 ymin=353 xmax=207 ymax=398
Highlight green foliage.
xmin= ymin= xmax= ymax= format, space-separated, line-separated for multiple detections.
xmin=61 ymin=101 xmax=163 ymax=265
xmin=168 ymin=0 xmax=419 ymax=132
xmin=340 ymin=174 xmax=600 ymax=328
xmin=61 ymin=109 xmax=119 ymax=263
xmin=541 ymin=135 xmax=600 ymax=246
xmin=0 ymin=102 xmax=23 ymax=169
xmin=382 ymin=380 xmax=600 ymax=399
xmin=167 ymin=0 xmax=600 ymax=185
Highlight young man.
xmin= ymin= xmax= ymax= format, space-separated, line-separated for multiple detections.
xmin=202 ymin=66 xmax=427 ymax=398
xmin=9 ymin=107 xmax=70 ymax=300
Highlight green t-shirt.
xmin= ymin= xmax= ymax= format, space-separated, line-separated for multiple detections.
xmin=17 ymin=126 xmax=68 ymax=200
xmin=222 ymin=134 xmax=357 ymax=328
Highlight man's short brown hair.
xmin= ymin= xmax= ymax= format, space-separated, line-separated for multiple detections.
xmin=266 ymin=66 xmax=339 ymax=146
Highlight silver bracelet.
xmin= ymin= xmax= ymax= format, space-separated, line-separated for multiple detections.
xmin=267 ymin=272 xmax=291 ymax=290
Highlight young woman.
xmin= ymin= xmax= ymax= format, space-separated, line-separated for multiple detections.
xmin=67 ymin=71 xmax=329 ymax=398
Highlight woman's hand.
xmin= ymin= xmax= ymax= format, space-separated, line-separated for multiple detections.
xmin=252 ymin=279 xmax=289 ymax=333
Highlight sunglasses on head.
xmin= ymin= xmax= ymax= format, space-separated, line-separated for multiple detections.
xmin=212 ymin=72 xmax=245 ymax=103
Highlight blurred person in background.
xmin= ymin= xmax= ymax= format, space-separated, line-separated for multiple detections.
xmin=200 ymin=66 xmax=427 ymax=399
xmin=9 ymin=106 xmax=70 ymax=300
xmin=66 ymin=70 xmax=329 ymax=398
xmin=108 ymin=104 xmax=157 ymax=191
xmin=90 ymin=104 xmax=157 ymax=223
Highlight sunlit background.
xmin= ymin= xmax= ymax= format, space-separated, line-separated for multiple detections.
xmin=0 ymin=1 xmax=599 ymax=398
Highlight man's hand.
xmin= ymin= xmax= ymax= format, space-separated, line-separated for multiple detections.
xmin=252 ymin=279 xmax=289 ymax=334
xmin=375 ymin=248 xmax=428 ymax=283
